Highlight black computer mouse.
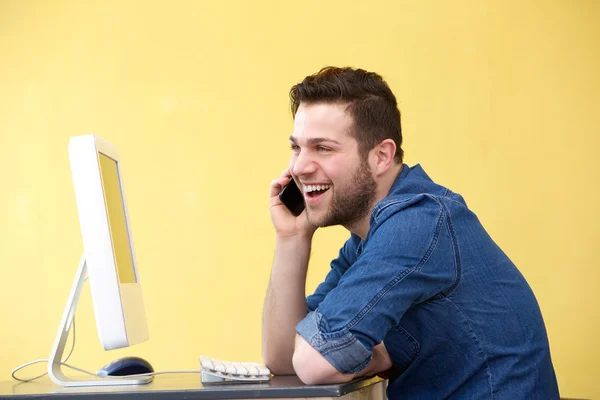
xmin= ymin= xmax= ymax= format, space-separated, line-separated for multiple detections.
xmin=97 ymin=356 xmax=154 ymax=376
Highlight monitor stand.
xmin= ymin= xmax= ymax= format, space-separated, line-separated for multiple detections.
xmin=47 ymin=254 xmax=152 ymax=387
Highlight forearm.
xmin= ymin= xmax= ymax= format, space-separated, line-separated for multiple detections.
xmin=262 ymin=234 xmax=312 ymax=374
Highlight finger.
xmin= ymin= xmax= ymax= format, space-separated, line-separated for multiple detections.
xmin=270 ymin=195 xmax=287 ymax=208
xmin=270 ymin=176 xmax=291 ymax=198
xmin=280 ymin=168 xmax=291 ymax=178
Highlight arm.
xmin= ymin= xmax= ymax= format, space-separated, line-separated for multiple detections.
xmin=262 ymin=171 xmax=316 ymax=374
xmin=293 ymin=335 xmax=393 ymax=385
xmin=292 ymin=198 xmax=455 ymax=384
xmin=262 ymin=235 xmax=312 ymax=374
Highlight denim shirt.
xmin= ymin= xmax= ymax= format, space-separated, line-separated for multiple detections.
xmin=296 ymin=164 xmax=559 ymax=399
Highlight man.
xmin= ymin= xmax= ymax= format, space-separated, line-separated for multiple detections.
xmin=262 ymin=67 xmax=559 ymax=399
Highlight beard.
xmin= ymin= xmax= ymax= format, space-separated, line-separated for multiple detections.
xmin=306 ymin=160 xmax=377 ymax=229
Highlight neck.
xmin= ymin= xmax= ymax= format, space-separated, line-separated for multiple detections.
xmin=347 ymin=163 xmax=403 ymax=240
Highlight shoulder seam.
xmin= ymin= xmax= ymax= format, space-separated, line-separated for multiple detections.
xmin=440 ymin=200 xmax=462 ymax=296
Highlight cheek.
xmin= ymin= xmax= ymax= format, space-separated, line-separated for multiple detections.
xmin=321 ymin=163 xmax=343 ymax=183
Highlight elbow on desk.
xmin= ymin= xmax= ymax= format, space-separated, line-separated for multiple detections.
xmin=292 ymin=345 xmax=353 ymax=385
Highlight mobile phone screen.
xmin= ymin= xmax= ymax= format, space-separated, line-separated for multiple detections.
xmin=278 ymin=178 xmax=305 ymax=216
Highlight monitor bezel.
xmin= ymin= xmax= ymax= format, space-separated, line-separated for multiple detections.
xmin=68 ymin=134 xmax=149 ymax=350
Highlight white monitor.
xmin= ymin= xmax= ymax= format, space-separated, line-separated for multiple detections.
xmin=48 ymin=134 xmax=151 ymax=387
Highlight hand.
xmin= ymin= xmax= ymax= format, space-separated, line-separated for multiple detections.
xmin=372 ymin=342 xmax=396 ymax=380
xmin=270 ymin=169 xmax=317 ymax=238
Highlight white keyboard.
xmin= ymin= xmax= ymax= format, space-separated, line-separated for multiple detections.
xmin=199 ymin=355 xmax=271 ymax=384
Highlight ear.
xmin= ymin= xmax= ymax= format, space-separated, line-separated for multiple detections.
xmin=370 ymin=139 xmax=397 ymax=176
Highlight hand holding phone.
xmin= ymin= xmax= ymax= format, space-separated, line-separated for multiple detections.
xmin=278 ymin=178 xmax=305 ymax=216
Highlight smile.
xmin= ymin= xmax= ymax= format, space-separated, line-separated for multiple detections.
xmin=303 ymin=184 xmax=331 ymax=201
xmin=304 ymin=184 xmax=330 ymax=194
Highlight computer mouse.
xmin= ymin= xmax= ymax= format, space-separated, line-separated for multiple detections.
xmin=97 ymin=356 xmax=154 ymax=376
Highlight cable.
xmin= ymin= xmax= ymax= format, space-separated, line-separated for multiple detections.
xmin=11 ymin=317 xmax=77 ymax=382
xmin=135 ymin=370 xmax=201 ymax=377
xmin=11 ymin=266 xmax=204 ymax=383
xmin=12 ymin=274 xmax=203 ymax=384
xmin=12 ymin=314 xmax=203 ymax=382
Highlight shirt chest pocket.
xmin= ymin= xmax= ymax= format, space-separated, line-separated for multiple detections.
xmin=383 ymin=325 xmax=421 ymax=374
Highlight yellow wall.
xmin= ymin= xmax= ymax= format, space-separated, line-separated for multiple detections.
xmin=1 ymin=0 xmax=598 ymax=397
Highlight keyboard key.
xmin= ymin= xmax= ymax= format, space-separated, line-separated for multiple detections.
xmin=212 ymin=358 xmax=226 ymax=373
xmin=200 ymin=356 xmax=214 ymax=371
xmin=250 ymin=362 xmax=271 ymax=376
xmin=232 ymin=362 xmax=248 ymax=376
xmin=223 ymin=360 xmax=236 ymax=375
xmin=244 ymin=363 xmax=259 ymax=376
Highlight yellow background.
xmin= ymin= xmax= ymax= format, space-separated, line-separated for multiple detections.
xmin=1 ymin=1 xmax=598 ymax=398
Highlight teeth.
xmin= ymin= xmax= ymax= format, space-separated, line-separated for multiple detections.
xmin=304 ymin=184 xmax=331 ymax=193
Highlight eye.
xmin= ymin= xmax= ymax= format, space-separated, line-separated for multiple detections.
xmin=290 ymin=144 xmax=300 ymax=153
xmin=317 ymin=146 xmax=331 ymax=153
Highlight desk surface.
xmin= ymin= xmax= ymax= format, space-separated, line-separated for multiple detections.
xmin=0 ymin=375 xmax=385 ymax=399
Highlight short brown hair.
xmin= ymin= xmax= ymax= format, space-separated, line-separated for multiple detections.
xmin=289 ymin=66 xmax=403 ymax=163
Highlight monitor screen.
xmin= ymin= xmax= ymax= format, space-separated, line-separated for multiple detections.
xmin=99 ymin=152 xmax=136 ymax=284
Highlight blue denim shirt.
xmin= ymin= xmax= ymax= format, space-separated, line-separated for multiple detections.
xmin=296 ymin=164 xmax=559 ymax=399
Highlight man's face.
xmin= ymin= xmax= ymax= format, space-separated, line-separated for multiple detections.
xmin=289 ymin=103 xmax=377 ymax=228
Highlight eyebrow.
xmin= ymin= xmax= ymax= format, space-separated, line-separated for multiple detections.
xmin=289 ymin=136 xmax=342 ymax=146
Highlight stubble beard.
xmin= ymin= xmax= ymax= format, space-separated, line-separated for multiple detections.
xmin=306 ymin=160 xmax=377 ymax=230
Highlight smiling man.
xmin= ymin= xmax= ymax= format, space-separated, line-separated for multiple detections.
xmin=262 ymin=67 xmax=559 ymax=399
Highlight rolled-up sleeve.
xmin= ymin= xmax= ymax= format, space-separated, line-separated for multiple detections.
xmin=296 ymin=309 xmax=372 ymax=374
xmin=296 ymin=195 xmax=457 ymax=374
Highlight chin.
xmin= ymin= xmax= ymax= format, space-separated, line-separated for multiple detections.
xmin=306 ymin=211 xmax=327 ymax=228
xmin=307 ymin=214 xmax=334 ymax=228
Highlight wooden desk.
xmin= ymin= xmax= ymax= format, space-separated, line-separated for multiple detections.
xmin=0 ymin=375 xmax=387 ymax=400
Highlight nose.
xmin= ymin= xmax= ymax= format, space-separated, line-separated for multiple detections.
xmin=291 ymin=150 xmax=317 ymax=178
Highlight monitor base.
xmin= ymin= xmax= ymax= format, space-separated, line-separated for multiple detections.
xmin=47 ymin=254 xmax=152 ymax=387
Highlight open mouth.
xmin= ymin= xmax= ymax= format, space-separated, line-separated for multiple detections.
xmin=304 ymin=184 xmax=331 ymax=199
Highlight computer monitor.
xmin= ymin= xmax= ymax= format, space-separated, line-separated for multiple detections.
xmin=48 ymin=134 xmax=151 ymax=387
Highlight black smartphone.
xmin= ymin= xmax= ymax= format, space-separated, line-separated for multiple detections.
xmin=278 ymin=178 xmax=305 ymax=216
